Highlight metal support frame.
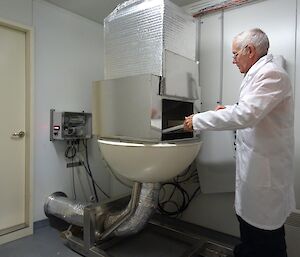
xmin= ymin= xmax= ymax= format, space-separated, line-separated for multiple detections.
xmin=59 ymin=184 xmax=141 ymax=257
xmin=54 ymin=181 xmax=235 ymax=257
xmin=60 ymin=209 xmax=235 ymax=257
xmin=148 ymin=217 xmax=234 ymax=257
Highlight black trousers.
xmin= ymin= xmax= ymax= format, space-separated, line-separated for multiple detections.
xmin=234 ymin=215 xmax=287 ymax=257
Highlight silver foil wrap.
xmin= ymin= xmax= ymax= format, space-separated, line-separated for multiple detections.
xmin=104 ymin=183 xmax=161 ymax=236
xmin=44 ymin=193 xmax=87 ymax=227
xmin=104 ymin=0 xmax=196 ymax=80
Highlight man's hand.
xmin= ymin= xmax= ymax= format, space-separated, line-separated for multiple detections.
xmin=184 ymin=115 xmax=194 ymax=132
xmin=215 ymin=105 xmax=225 ymax=111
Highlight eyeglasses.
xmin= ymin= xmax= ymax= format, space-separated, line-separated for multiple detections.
xmin=232 ymin=45 xmax=248 ymax=60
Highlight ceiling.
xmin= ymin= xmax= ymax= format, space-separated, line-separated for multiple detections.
xmin=44 ymin=0 xmax=199 ymax=24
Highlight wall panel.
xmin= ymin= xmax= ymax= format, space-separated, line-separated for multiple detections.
xmin=223 ymin=0 xmax=296 ymax=105
xmin=294 ymin=0 xmax=300 ymax=209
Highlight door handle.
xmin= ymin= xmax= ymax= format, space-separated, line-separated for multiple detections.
xmin=11 ymin=131 xmax=25 ymax=138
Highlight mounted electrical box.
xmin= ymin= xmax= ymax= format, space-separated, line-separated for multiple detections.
xmin=50 ymin=109 xmax=92 ymax=141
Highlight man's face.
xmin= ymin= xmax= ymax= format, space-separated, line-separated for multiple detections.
xmin=232 ymin=41 xmax=252 ymax=74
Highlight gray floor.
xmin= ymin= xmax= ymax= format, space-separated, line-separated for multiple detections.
xmin=0 ymin=225 xmax=81 ymax=257
xmin=0 ymin=218 xmax=238 ymax=257
xmin=0 ymin=225 xmax=191 ymax=257
xmin=107 ymin=227 xmax=191 ymax=257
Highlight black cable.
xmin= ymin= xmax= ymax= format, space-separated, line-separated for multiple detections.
xmin=72 ymin=159 xmax=77 ymax=200
xmin=176 ymin=164 xmax=192 ymax=179
xmin=159 ymin=200 xmax=180 ymax=216
xmin=158 ymin=182 xmax=189 ymax=217
xmin=158 ymin=165 xmax=201 ymax=217
xmin=64 ymin=139 xmax=109 ymax=201
xmin=65 ymin=140 xmax=77 ymax=199
xmin=72 ymin=141 xmax=76 ymax=200
xmin=82 ymin=139 xmax=99 ymax=202
xmin=178 ymin=186 xmax=200 ymax=214
xmin=65 ymin=141 xmax=77 ymax=159
xmin=176 ymin=172 xmax=198 ymax=183
xmin=80 ymin=159 xmax=110 ymax=199
xmin=82 ymin=139 xmax=110 ymax=199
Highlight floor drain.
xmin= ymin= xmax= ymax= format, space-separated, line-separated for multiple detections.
xmin=196 ymin=242 xmax=233 ymax=257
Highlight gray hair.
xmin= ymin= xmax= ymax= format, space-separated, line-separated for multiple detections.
xmin=233 ymin=28 xmax=269 ymax=58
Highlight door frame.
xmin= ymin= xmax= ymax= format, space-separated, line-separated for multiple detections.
xmin=0 ymin=18 xmax=34 ymax=245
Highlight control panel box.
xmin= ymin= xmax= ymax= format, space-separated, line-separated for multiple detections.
xmin=50 ymin=109 xmax=92 ymax=141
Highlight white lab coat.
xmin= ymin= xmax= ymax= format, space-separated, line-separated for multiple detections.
xmin=193 ymin=54 xmax=295 ymax=230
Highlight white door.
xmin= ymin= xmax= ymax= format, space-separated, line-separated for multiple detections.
xmin=0 ymin=23 xmax=28 ymax=238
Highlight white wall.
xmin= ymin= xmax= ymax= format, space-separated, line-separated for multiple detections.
xmin=32 ymin=0 xmax=112 ymax=221
xmin=0 ymin=0 xmax=32 ymax=26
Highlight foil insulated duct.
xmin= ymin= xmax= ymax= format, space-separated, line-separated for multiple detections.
xmin=44 ymin=192 xmax=88 ymax=227
xmin=104 ymin=0 xmax=196 ymax=80
xmin=104 ymin=183 xmax=161 ymax=237
xmin=44 ymin=183 xmax=160 ymax=239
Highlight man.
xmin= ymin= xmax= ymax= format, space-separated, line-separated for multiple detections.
xmin=184 ymin=28 xmax=295 ymax=257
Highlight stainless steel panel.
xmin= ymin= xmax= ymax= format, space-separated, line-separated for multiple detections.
xmin=92 ymin=74 xmax=199 ymax=142
xmin=93 ymin=74 xmax=161 ymax=141
xmin=163 ymin=50 xmax=199 ymax=100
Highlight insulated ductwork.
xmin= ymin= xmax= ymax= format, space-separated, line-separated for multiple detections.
xmin=104 ymin=0 xmax=196 ymax=80
xmin=44 ymin=182 xmax=161 ymax=240
xmin=105 ymin=183 xmax=161 ymax=237
xmin=44 ymin=192 xmax=88 ymax=227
